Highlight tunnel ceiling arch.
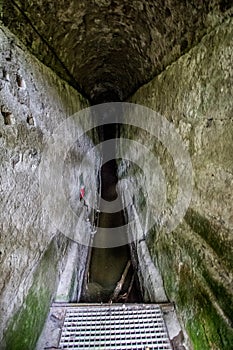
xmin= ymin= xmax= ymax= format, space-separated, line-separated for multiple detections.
xmin=3 ymin=0 xmax=232 ymax=103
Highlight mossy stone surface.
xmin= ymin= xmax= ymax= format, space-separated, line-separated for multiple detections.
xmin=125 ymin=17 xmax=233 ymax=349
xmin=3 ymin=237 xmax=65 ymax=350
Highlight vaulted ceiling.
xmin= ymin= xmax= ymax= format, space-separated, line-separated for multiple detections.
xmin=3 ymin=0 xmax=232 ymax=103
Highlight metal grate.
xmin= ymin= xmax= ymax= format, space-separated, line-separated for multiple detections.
xmin=59 ymin=304 xmax=172 ymax=349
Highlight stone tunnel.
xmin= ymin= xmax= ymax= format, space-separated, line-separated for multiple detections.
xmin=0 ymin=1 xmax=233 ymax=349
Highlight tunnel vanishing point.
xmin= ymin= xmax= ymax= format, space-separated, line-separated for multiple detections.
xmin=0 ymin=1 xmax=233 ymax=349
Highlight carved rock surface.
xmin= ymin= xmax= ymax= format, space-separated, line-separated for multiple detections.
xmin=3 ymin=0 xmax=232 ymax=102
xmin=118 ymin=17 xmax=233 ymax=349
xmin=0 ymin=26 xmax=97 ymax=349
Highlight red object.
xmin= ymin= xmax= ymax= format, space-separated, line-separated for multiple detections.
xmin=80 ymin=187 xmax=85 ymax=200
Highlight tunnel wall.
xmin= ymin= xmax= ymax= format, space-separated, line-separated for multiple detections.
xmin=0 ymin=26 xmax=97 ymax=349
xmin=119 ymin=17 xmax=233 ymax=349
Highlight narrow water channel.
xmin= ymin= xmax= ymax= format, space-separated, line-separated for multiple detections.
xmin=80 ymin=124 xmax=142 ymax=303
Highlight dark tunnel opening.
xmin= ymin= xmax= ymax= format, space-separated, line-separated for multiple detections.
xmin=80 ymin=112 xmax=143 ymax=303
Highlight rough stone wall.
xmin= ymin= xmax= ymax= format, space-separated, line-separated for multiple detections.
xmin=119 ymin=17 xmax=233 ymax=349
xmin=0 ymin=26 xmax=97 ymax=349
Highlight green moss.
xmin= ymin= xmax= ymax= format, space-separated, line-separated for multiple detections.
xmin=149 ymin=229 xmax=233 ymax=349
xmin=187 ymin=290 xmax=233 ymax=350
xmin=187 ymin=318 xmax=210 ymax=350
xmin=202 ymin=269 xmax=233 ymax=324
xmin=4 ymin=287 xmax=51 ymax=350
xmin=175 ymin=268 xmax=233 ymax=349
xmin=169 ymin=263 xmax=233 ymax=349
xmin=3 ymin=237 xmax=65 ymax=350
xmin=148 ymin=235 xmax=178 ymax=300
xmin=185 ymin=208 xmax=233 ymax=270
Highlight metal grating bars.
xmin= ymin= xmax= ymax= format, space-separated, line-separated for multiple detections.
xmin=59 ymin=304 xmax=172 ymax=349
